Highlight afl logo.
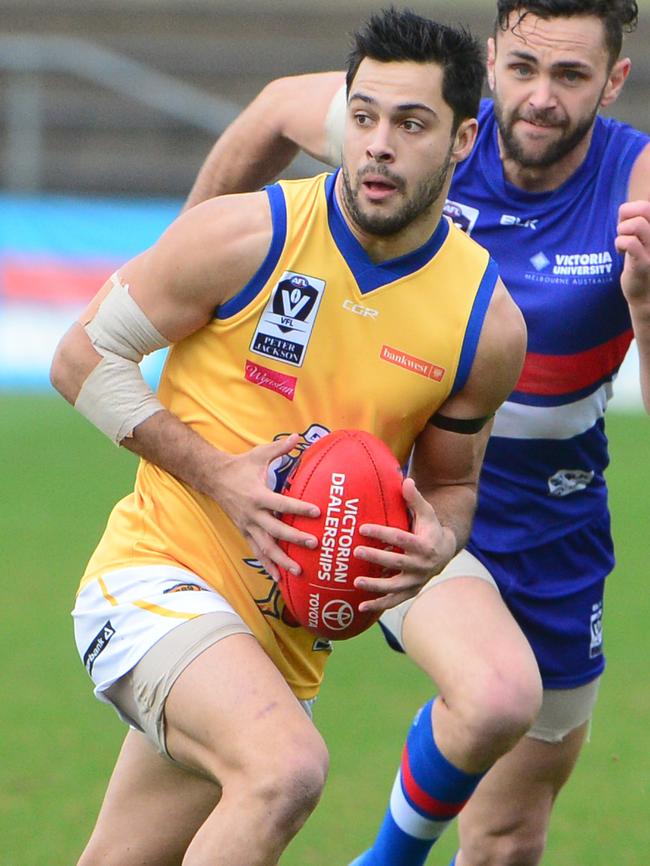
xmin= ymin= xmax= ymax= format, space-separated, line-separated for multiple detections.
xmin=321 ymin=599 xmax=355 ymax=631
xmin=443 ymin=198 xmax=479 ymax=235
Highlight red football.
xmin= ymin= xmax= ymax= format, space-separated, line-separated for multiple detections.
xmin=278 ymin=429 xmax=409 ymax=640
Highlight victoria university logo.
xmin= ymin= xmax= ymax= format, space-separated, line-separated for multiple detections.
xmin=250 ymin=271 xmax=325 ymax=367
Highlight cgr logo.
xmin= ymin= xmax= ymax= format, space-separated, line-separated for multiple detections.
xmin=342 ymin=299 xmax=378 ymax=319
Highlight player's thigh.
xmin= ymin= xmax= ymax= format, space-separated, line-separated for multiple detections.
xmin=392 ymin=554 xmax=541 ymax=706
xmin=457 ymin=720 xmax=589 ymax=862
xmin=78 ymin=729 xmax=220 ymax=866
xmin=164 ymin=631 xmax=328 ymax=787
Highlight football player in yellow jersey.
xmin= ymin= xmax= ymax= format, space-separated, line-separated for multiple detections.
xmin=51 ymin=10 xmax=538 ymax=866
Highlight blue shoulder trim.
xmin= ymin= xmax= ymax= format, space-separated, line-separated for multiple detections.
xmin=215 ymin=183 xmax=287 ymax=319
xmin=451 ymin=258 xmax=499 ymax=396
xmin=325 ymin=171 xmax=449 ymax=295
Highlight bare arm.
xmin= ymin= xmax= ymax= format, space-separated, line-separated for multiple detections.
xmin=618 ymin=142 xmax=650 ymax=413
xmin=50 ymin=194 xmax=320 ymax=578
xmin=184 ymin=72 xmax=345 ymax=209
xmin=353 ymin=279 xmax=527 ymax=612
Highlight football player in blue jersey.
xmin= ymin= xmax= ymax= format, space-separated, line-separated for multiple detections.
xmin=183 ymin=2 xmax=650 ymax=865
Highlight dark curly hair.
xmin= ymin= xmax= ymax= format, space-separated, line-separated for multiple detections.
xmin=346 ymin=7 xmax=485 ymax=132
xmin=495 ymin=1 xmax=639 ymax=64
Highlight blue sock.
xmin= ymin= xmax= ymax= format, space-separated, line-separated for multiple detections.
xmin=449 ymin=855 xmax=458 ymax=865
xmin=354 ymin=699 xmax=483 ymax=866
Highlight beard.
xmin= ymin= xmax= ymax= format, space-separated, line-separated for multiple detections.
xmin=493 ymin=94 xmax=599 ymax=169
xmin=340 ymin=150 xmax=453 ymax=237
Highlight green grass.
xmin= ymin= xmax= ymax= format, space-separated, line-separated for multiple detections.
xmin=1 ymin=393 xmax=648 ymax=865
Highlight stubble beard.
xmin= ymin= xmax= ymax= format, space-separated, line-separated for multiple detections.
xmin=340 ymin=152 xmax=453 ymax=238
xmin=493 ymin=94 xmax=600 ymax=169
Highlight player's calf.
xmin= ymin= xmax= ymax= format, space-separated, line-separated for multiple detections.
xmin=462 ymin=829 xmax=547 ymax=866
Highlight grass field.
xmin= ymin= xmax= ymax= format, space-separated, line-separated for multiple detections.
xmin=1 ymin=393 xmax=648 ymax=866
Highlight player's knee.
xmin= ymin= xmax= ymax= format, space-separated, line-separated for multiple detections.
xmin=247 ymin=725 xmax=329 ymax=823
xmin=456 ymin=666 xmax=542 ymax=760
xmin=251 ymin=735 xmax=329 ymax=832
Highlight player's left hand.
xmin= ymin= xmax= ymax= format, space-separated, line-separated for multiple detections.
xmin=617 ymin=196 xmax=650 ymax=304
xmin=351 ymin=477 xmax=456 ymax=614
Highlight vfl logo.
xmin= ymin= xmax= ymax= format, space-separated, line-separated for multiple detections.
xmin=250 ymin=271 xmax=325 ymax=367
xmin=589 ymin=601 xmax=603 ymax=658
xmin=444 ymin=199 xmax=479 ymax=235
xmin=83 ymin=621 xmax=115 ymax=675
xmin=547 ymin=469 xmax=595 ymax=497
xmin=273 ymin=275 xmax=319 ymax=334
xmin=321 ymin=599 xmax=355 ymax=631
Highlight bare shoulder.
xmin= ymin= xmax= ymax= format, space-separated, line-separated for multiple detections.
xmin=473 ymin=278 xmax=527 ymax=402
xmin=628 ymin=141 xmax=650 ymax=200
xmin=483 ymin=277 xmax=527 ymax=357
xmin=135 ymin=190 xmax=273 ymax=307
xmin=113 ymin=190 xmax=274 ymax=342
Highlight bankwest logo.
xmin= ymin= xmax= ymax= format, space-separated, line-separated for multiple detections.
xmin=245 ymin=361 xmax=297 ymax=401
xmin=380 ymin=345 xmax=445 ymax=381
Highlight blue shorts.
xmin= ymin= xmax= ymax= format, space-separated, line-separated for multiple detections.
xmin=466 ymin=514 xmax=614 ymax=689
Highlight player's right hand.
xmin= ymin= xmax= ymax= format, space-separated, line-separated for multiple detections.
xmin=212 ymin=433 xmax=321 ymax=582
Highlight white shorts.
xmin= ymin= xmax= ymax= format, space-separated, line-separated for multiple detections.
xmin=379 ymin=550 xmax=601 ymax=743
xmin=73 ymin=565 xmax=253 ymax=718
xmin=73 ymin=565 xmax=318 ymax=758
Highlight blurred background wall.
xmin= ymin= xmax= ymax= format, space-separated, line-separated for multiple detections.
xmin=1 ymin=0 xmax=648 ymax=399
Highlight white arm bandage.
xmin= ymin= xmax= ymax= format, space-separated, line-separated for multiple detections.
xmin=75 ymin=274 xmax=170 ymax=445
xmin=324 ymin=84 xmax=346 ymax=167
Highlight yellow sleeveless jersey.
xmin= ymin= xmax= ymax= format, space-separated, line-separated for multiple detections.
xmin=82 ymin=171 xmax=499 ymax=699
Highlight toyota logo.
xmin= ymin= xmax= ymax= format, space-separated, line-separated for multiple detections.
xmin=321 ymin=599 xmax=355 ymax=630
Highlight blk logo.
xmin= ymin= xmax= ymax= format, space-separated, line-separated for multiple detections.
xmin=500 ymin=214 xmax=539 ymax=230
